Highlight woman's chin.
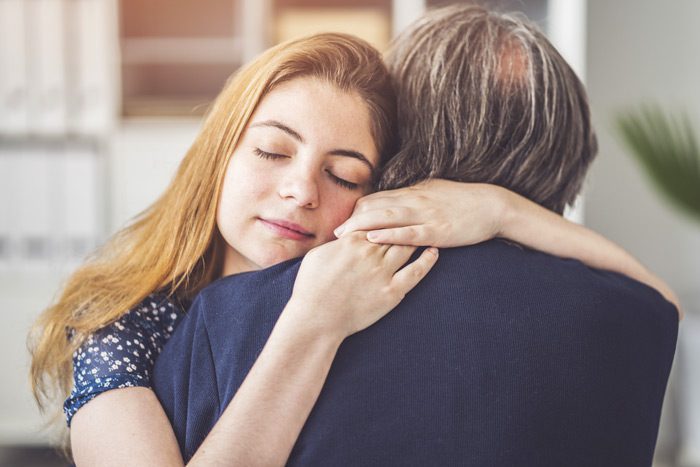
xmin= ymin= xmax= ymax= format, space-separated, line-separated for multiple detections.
xmin=254 ymin=248 xmax=309 ymax=270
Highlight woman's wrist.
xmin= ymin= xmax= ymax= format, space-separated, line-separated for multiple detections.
xmin=279 ymin=298 xmax=347 ymax=348
xmin=491 ymin=184 xmax=520 ymax=239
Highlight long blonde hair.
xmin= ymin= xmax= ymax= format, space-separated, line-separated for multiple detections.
xmin=29 ymin=32 xmax=396 ymax=422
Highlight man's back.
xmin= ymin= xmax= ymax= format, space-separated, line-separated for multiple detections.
xmin=153 ymin=240 xmax=678 ymax=466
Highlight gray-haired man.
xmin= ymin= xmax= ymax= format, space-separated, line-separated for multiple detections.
xmin=154 ymin=5 xmax=677 ymax=466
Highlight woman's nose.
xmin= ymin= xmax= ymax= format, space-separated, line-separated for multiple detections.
xmin=278 ymin=166 xmax=320 ymax=209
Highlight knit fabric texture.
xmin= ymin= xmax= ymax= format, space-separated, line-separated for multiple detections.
xmin=153 ymin=240 xmax=678 ymax=466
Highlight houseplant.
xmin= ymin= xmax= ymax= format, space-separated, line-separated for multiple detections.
xmin=617 ymin=106 xmax=700 ymax=223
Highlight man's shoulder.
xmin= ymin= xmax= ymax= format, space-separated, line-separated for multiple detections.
xmin=189 ymin=240 xmax=677 ymax=328
xmin=197 ymin=256 xmax=302 ymax=307
xmin=419 ymin=240 xmax=678 ymax=326
xmin=182 ymin=256 xmax=302 ymax=340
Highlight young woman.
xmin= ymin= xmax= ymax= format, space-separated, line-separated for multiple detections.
xmin=29 ymin=33 xmax=678 ymax=466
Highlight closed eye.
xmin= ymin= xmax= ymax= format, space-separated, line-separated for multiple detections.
xmin=326 ymin=170 xmax=359 ymax=190
xmin=255 ymin=147 xmax=359 ymax=190
xmin=253 ymin=148 xmax=289 ymax=160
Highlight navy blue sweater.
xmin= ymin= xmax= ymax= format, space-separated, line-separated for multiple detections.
xmin=153 ymin=240 xmax=678 ymax=466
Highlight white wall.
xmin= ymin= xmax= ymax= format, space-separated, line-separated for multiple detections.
xmin=0 ymin=271 xmax=63 ymax=445
xmin=586 ymin=1 xmax=700 ymax=465
xmin=585 ymin=0 xmax=700 ymax=305
xmin=109 ymin=118 xmax=202 ymax=230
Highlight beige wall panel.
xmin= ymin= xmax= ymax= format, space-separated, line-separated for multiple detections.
xmin=275 ymin=8 xmax=391 ymax=51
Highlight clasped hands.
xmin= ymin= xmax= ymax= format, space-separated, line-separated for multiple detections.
xmin=334 ymin=179 xmax=509 ymax=248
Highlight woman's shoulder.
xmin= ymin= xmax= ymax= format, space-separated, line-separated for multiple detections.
xmin=77 ymin=291 xmax=187 ymax=367
xmin=64 ymin=292 xmax=187 ymax=425
xmin=118 ymin=292 xmax=187 ymax=341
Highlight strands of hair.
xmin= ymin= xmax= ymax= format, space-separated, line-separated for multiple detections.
xmin=381 ymin=4 xmax=597 ymax=215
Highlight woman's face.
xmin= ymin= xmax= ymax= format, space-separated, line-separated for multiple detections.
xmin=217 ymin=77 xmax=380 ymax=276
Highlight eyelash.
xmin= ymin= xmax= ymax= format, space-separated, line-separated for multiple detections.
xmin=253 ymin=147 xmax=287 ymax=160
xmin=253 ymin=148 xmax=359 ymax=190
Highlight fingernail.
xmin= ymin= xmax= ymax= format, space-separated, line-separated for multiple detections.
xmin=428 ymin=247 xmax=439 ymax=256
xmin=367 ymin=231 xmax=380 ymax=241
xmin=334 ymin=225 xmax=345 ymax=237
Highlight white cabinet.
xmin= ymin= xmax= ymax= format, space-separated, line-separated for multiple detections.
xmin=0 ymin=0 xmax=29 ymax=135
xmin=0 ymin=0 xmax=119 ymax=446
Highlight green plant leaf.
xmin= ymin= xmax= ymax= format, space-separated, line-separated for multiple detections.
xmin=616 ymin=106 xmax=700 ymax=224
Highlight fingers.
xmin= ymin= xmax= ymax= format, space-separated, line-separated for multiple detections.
xmin=335 ymin=207 xmax=421 ymax=238
xmin=353 ymin=190 xmax=424 ymax=216
xmin=354 ymin=188 xmax=408 ymax=208
xmin=343 ymin=230 xmax=391 ymax=255
xmin=383 ymin=244 xmax=417 ymax=270
xmin=391 ymin=247 xmax=439 ymax=294
xmin=366 ymin=225 xmax=432 ymax=246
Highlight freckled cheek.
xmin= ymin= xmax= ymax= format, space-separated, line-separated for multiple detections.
xmin=317 ymin=196 xmax=360 ymax=241
xmin=216 ymin=167 xmax=272 ymax=240
xmin=220 ymin=173 xmax=270 ymax=214
xmin=238 ymin=180 xmax=268 ymax=205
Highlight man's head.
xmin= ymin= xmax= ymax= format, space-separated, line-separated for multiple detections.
xmin=381 ymin=4 xmax=597 ymax=214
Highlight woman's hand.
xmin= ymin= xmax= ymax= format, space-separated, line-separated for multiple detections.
xmin=334 ymin=179 xmax=510 ymax=247
xmin=194 ymin=233 xmax=437 ymax=466
xmin=334 ymin=179 xmax=682 ymax=318
xmin=287 ymin=231 xmax=439 ymax=338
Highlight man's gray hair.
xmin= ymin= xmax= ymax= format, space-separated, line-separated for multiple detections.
xmin=381 ymin=4 xmax=598 ymax=214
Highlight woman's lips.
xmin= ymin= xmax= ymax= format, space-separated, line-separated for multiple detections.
xmin=258 ymin=218 xmax=315 ymax=241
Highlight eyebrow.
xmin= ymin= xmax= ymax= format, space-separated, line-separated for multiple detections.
xmin=249 ymin=119 xmax=375 ymax=172
xmin=250 ymin=120 xmax=305 ymax=143
xmin=328 ymin=149 xmax=375 ymax=172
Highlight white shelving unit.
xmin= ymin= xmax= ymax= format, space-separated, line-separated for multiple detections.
xmin=0 ymin=0 xmax=119 ymax=445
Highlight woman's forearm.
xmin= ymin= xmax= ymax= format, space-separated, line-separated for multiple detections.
xmin=499 ymin=190 xmax=682 ymax=317
xmin=189 ymin=299 xmax=344 ymax=466
xmin=190 ymin=234 xmax=436 ymax=465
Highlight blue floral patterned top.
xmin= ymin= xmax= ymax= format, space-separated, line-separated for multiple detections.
xmin=64 ymin=293 xmax=186 ymax=426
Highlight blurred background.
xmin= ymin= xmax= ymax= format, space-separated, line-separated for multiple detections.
xmin=0 ymin=0 xmax=698 ymax=465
